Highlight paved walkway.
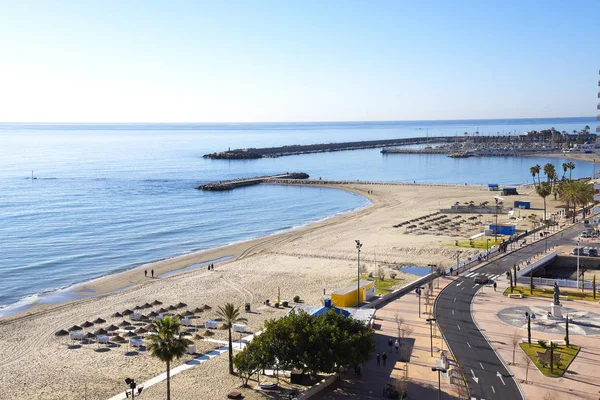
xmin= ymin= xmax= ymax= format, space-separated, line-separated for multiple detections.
xmin=473 ymin=278 xmax=600 ymax=400
xmin=315 ymin=276 xmax=464 ymax=399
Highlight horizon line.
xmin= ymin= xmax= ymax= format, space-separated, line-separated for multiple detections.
xmin=0 ymin=115 xmax=595 ymax=125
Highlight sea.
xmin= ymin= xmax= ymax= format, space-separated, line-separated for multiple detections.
xmin=0 ymin=117 xmax=596 ymax=315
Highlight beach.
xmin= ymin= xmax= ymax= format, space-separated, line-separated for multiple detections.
xmin=0 ymin=181 xmax=564 ymax=399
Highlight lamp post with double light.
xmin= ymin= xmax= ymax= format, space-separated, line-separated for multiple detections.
xmin=355 ymin=240 xmax=362 ymax=307
xmin=431 ymin=366 xmax=447 ymax=400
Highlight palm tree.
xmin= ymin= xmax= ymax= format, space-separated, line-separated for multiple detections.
xmin=529 ymin=165 xmax=541 ymax=186
xmin=217 ymin=303 xmax=248 ymax=374
xmin=147 ymin=316 xmax=191 ymax=400
xmin=559 ymin=180 xmax=594 ymax=222
xmin=543 ymin=163 xmax=556 ymax=184
xmin=562 ymin=162 xmax=568 ymax=180
xmin=536 ymin=181 xmax=552 ymax=223
xmin=567 ymin=162 xmax=576 ymax=180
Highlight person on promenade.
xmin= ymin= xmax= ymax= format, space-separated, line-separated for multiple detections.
xmin=394 ymin=339 xmax=399 ymax=352
xmin=388 ymin=338 xmax=393 ymax=351
xmin=382 ymin=352 xmax=388 ymax=366
xmin=376 ymin=352 xmax=381 ymax=366
xmin=151 ymin=269 xmax=154 ymax=278
xmin=144 ymin=269 xmax=147 ymax=277
xmin=493 ymin=282 xmax=497 ymax=291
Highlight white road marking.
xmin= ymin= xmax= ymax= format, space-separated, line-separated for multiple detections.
xmin=466 ymin=272 xmax=475 ymax=277
xmin=491 ymin=385 xmax=495 ymax=393
xmin=452 ymin=310 xmax=455 ymax=315
xmin=461 ymin=287 xmax=465 ymax=291
xmin=467 ymin=342 xmax=471 ymax=348
xmin=473 ymin=285 xmax=479 ymax=289
xmin=457 ymin=325 xmax=461 ymax=330
xmin=496 ymin=371 xmax=506 ymax=385
xmin=457 ymin=281 xmax=463 ymax=286
xmin=480 ymin=362 xmax=485 ymax=370
xmin=454 ymin=297 xmax=457 ymax=302
xmin=471 ymin=369 xmax=479 ymax=384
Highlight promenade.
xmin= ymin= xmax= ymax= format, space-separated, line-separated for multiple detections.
xmin=315 ymin=275 xmax=464 ymax=399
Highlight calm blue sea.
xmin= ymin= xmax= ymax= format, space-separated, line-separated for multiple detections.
xmin=0 ymin=117 xmax=596 ymax=313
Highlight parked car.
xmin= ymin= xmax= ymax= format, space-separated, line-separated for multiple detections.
xmin=572 ymin=247 xmax=585 ymax=255
xmin=580 ymin=232 xmax=590 ymax=238
xmin=473 ymin=274 xmax=488 ymax=284
xmin=588 ymin=248 xmax=598 ymax=257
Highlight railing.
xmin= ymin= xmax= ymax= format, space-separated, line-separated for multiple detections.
xmin=516 ymin=252 xmax=558 ymax=277
xmin=517 ymin=276 xmax=592 ymax=289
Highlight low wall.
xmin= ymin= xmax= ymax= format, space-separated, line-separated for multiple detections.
xmin=296 ymin=373 xmax=339 ymax=399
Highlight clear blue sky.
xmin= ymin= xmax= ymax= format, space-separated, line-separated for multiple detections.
xmin=1 ymin=1 xmax=599 ymax=122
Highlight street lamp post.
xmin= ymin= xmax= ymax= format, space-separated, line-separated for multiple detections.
xmin=428 ymin=263 xmax=438 ymax=288
xmin=486 ymin=239 xmax=490 ymax=260
xmin=456 ymin=250 xmax=462 ymax=274
xmin=416 ymin=286 xmax=424 ymax=318
xmin=494 ymin=198 xmax=499 ymax=242
xmin=355 ymin=240 xmax=362 ymax=307
xmin=125 ymin=378 xmax=142 ymax=399
xmin=426 ymin=318 xmax=436 ymax=356
xmin=577 ymin=239 xmax=580 ymax=289
xmin=431 ymin=367 xmax=447 ymax=400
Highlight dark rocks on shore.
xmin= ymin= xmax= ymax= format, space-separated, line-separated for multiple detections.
xmin=203 ymin=149 xmax=263 ymax=159
xmin=196 ymin=172 xmax=310 ymax=191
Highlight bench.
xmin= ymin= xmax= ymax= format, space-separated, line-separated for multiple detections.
xmin=508 ymin=293 xmax=523 ymax=299
xmin=559 ymin=295 xmax=569 ymax=301
xmin=550 ymin=339 xmax=566 ymax=345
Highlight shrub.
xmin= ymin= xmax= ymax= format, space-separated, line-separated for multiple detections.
xmin=274 ymin=302 xmax=280 ymax=308
xmin=282 ymin=301 xmax=289 ymax=307
xmin=390 ymin=272 xmax=397 ymax=279
xmin=368 ymin=272 xmax=374 ymax=278
xmin=538 ymin=340 xmax=548 ymax=349
xmin=293 ymin=295 xmax=300 ymax=303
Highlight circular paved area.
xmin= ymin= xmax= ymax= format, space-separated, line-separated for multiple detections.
xmin=497 ymin=305 xmax=600 ymax=336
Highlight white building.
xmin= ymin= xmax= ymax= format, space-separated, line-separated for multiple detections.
xmin=594 ymin=69 xmax=600 ymax=221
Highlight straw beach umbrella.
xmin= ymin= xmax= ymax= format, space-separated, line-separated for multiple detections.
xmin=151 ymin=300 xmax=162 ymax=306
xmin=143 ymin=303 xmax=152 ymax=309
xmin=183 ymin=310 xmax=194 ymax=317
xmin=68 ymin=325 xmax=82 ymax=332
xmin=167 ymin=305 xmax=177 ymax=311
xmin=106 ymin=324 xmax=119 ymax=332
xmin=135 ymin=327 xmax=148 ymax=335
xmin=93 ymin=318 xmax=106 ymax=324
xmin=148 ymin=311 xmax=158 ymax=317
xmin=94 ymin=328 xmax=108 ymax=336
xmin=176 ymin=302 xmax=187 ymax=308
xmin=55 ymin=329 xmax=68 ymax=337
xmin=133 ymin=305 xmax=142 ymax=310
xmin=111 ymin=335 xmax=125 ymax=343
xmin=83 ymin=332 xmax=96 ymax=343
xmin=123 ymin=331 xmax=136 ymax=338
xmin=193 ymin=307 xmax=204 ymax=313
xmin=118 ymin=320 xmax=131 ymax=327
xmin=122 ymin=309 xmax=133 ymax=316
xmin=112 ymin=312 xmax=123 ymax=318
xmin=203 ymin=305 xmax=212 ymax=310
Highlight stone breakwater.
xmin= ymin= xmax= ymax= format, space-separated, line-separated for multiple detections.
xmin=263 ymin=179 xmax=484 ymax=188
xmin=197 ymin=173 xmax=309 ymax=191
xmin=202 ymin=136 xmax=461 ymax=159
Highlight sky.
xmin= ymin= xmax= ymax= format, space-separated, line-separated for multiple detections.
xmin=0 ymin=1 xmax=599 ymax=123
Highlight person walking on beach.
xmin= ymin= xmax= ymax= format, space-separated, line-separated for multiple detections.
xmin=144 ymin=269 xmax=147 ymax=277
xmin=493 ymin=282 xmax=497 ymax=291
xmin=376 ymin=352 xmax=381 ymax=366
xmin=394 ymin=339 xmax=399 ymax=352
xmin=382 ymin=352 xmax=388 ymax=366
xmin=151 ymin=269 xmax=154 ymax=278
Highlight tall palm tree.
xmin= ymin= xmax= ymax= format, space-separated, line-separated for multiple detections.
xmin=530 ymin=165 xmax=541 ymax=186
xmin=559 ymin=180 xmax=594 ymax=222
xmin=217 ymin=303 xmax=248 ymax=374
xmin=147 ymin=316 xmax=191 ymax=400
xmin=543 ymin=163 xmax=556 ymax=184
xmin=567 ymin=162 xmax=576 ymax=180
xmin=536 ymin=181 xmax=552 ymax=223
xmin=562 ymin=162 xmax=568 ymax=180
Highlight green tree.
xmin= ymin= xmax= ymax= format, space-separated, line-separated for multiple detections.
xmin=565 ymin=314 xmax=569 ymax=347
xmin=530 ymin=165 xmax=541 ymax=186
xmin=562 ymin=162 xmax=569 ymax=180
xmin=549 ymin=342 xmax=558 ymax=373
xmin=217 ymin=303 xmax=248 ymax=375
xmin=543 ymin=163 xmax=556 ymax=184
xmin=567 ymin=161 xmax=575 ymax=180
xmin=559 ymin=179 xmax=593 ymax=222
xmin=527 ymin=315 xmax=531 ymax=345
xmin=233 ymin=341 xmax=262 ymax=386
xmin=535 ymin=181 xmax=552 ymax=223
xmin=530 ymin=273 xmax=534 ymax=295
xmin=147 ymin=316 xmax=192 ymax=400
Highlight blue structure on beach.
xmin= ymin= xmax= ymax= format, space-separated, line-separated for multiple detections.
xmin=489 ymin=224 xmax=516 ymax=235
xmin=487 ymin=184 xmax=499 ymax=191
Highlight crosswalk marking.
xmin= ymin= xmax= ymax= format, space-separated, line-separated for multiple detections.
xmin=466 ymin=272 xmax=475 ymax=277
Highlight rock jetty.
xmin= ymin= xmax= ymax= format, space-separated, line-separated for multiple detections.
xmin=197 ymin=173 xmax=309 ymax=191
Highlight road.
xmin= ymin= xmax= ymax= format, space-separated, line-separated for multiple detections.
xmin=435 ymin=223 xmax=581 ymax=400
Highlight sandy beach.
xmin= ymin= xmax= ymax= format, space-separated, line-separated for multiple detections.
xmin=0 ymin=182 xmax=561 ymax=400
